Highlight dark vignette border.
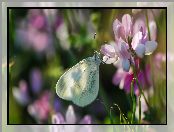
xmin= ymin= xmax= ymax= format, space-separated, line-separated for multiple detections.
xmin=7 ymin=6 xmax=167 ymax=125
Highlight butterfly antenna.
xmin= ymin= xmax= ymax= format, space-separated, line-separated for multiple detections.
xmin=93 ymin=33 xmax=106 ymax=64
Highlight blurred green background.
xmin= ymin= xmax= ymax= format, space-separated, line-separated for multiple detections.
xmin=8 ymin=8 xmax=166 ymax=124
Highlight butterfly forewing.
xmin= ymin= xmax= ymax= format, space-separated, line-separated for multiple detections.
xmin=56 ymin=55 xmax=100 ymax=107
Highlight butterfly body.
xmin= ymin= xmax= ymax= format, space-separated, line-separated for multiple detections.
xmin=56 ymin=53 xmax=101 ymax=107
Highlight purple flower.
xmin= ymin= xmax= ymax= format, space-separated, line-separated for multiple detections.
xmin=50 ymin=105 xmax=92 ymax=132
xmin=154 ymin=53 xmax=166 ymax=69
xmin=52 ymin=105 xmax=92 ymax=124
xmin=101 ymin=39 xmax=131 ymax=72
xmin=100 ymin=41 xmax=119 ymax=65
xmin=113 ymin=14 xmax=133 ymax=43
xmin=112 ymin=65 xmax=152 ymax=96
xmin=131 ymin=31 xmax=157 ymax=58
xmin=28 ymin=91 xmax=51 ymax=122
xmin=12 ymin=80 xmax=30 ymax=106
xmin=101 ymin=14 xmax=158 ymax=72
xmin=27 ymin=28 xmax=51 ymax=52
xmin=29 ymin=14 xmax=47 ymax=30
xmin=132 ymin=19 xmax=158 ymax=58
xmin=15 ymin=9 xmax=54 ymax=54
xmin=29 ymin=68 xmax=42 ymax=94
xmin=54 ymin=98 xmax=61 ymax=112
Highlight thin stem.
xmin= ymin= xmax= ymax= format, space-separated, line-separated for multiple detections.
xmin=109 ymin=107 xmax=114 ymax=124
xmin=130 ymin=79 xmax=136 ymax=124
xmin=138 ymin=95 xmax=142 ymax=124
xmin=135 ymin=77 xmax=150 ymax=109
xmin=132 ymin=64 xmax=150 ymax=109
xmin=114 ymin=104 xmax=130 ymax=124
xmin=145 ymin=10 xmax=151 ymax=41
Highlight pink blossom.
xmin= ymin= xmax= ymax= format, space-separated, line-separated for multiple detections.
xmin=101 ymin=14 xmax=158 ymax=72
xmin=12 ymin=80 xmax=30 ymax=106
xmin=27 ymin=9 xmax=47 ymax=30
xmin=101 ymin=40 xmax=131 ymax=72
xmin=28 ymin=91 xmax=51 ymax=122
xmin=51 ymin=105 xmax=91 ymax=124
xmin=112 ymin=65 xmax=152 ymax=96
xmin=113 ymin=14 xmax=133 ymax=43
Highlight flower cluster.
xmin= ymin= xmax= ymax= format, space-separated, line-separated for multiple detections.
xmin=101 ymin=14 xmax=157 ymax=72
xmin=100 ymin=14 xmax=159 ymax=121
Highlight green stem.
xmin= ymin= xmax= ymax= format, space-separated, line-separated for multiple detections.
xmin=114 ymin=104 xmax=130 ymax=124
xmin=135 ymin=76 xmax=150 ymax=109
xmin=132 ymin=65 xmax=150 ymax=109
xmin=130 ymin=79 xmax=136 ymax=124
xmin=145 ymin=10 xmax=151 ymax=41
xmin=138 ymin=95 xmax=142 ymax=124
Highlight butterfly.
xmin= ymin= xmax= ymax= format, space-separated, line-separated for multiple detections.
xmin=56 ymin=51 xmax=101 ymax=107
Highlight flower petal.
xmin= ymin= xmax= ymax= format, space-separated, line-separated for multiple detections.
xmin=80 ymin=115 xmax=91 ymax=124
xmin=122 ymin=14 xmax=132 ymax=37
xmin=149 ymin=21 xmax=157 ymax=41
xmin=131 ymin=31 xmax=143 ymax=50
xmin=118 ymin=40 xmax=130 ymax=59
xmin=100 ymin=44 xmax=116 ymax=57
xmin=135 ymin=44 xmax=145 ymax=58
xmin=133 ymin=19 xmax=146 ymax=36
xmin=123 ymin=73 xmax=134 ymax=93
xmin=122 ymin=59 xmax=130 ymax=72
xmin=113 ymin=19 xmax=125 ymax=41
xmin=52 ymin=113 xmax=65 ymax=124
xmin=103 ymin=56 xmax=118 ymax=64
xmin=12 ymin=87 xmax=30 ymax=105
xmin=112 ymin=68 xmax=127 ymax=86
xmin=145 ymin=41 xmax=157 ymax=55
xmin=65 ymin=105 xmax=76 ymax=124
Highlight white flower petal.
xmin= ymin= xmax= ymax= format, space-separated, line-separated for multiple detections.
xmin=52 ymin=113 xmax=65 ymax=124
xmin=131 ymin=31 xmax=143 ymax=50
xmin=100 ymin=44 xmax=116 ymax=57
xmin=135 ymin=44 xmax=145 ymax=58
xmin=52 ymin=115 xmax=60 ymax=124
xmin=122 ymin=14 xmax=132 ymax=36
xmin=149 ymin=21 xmax=157 ymax=41
xmin=122 ymin=59 xmax=130 ymax=72
xmin=65 ymin=105 xmax=76 ymax=124
xmin=103 ymin=56 xmax=118 ymax=64
xmin=145 ymin=41 xmax=157 ymax=55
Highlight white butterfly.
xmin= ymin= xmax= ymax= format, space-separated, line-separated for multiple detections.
xmin=56 ymin=52 xmax=101 ymax=107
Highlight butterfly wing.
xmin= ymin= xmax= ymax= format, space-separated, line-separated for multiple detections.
xmin=56 ymin=56 xmax=100 ymax=107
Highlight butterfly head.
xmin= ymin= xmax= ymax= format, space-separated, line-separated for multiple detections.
xmin=93 ymin=51 xmax=102 ymax=65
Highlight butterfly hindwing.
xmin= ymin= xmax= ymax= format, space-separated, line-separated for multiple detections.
xmin=72 ymin=57 xmax=100 ymax=107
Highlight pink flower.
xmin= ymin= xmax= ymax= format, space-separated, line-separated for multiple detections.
xmin=51 ymin=105 xmax=91 ymax=124
xmin=132 ymin=19 xmax=158 ymax=58
xmin=113 ymin=14 xmax=133 ymax=43
xmin=112 ymin=65 xmax=152 ymax=96
xmin=131 ymin=31 xmax=157 ymax=58
xmin=154 ymin=53 xmax=166 ymax=69
xmin=101 ymin=14 xmax=158 ymax=72
xmin=12 ymin=80 xmax=30 ymax=106
xmin=27 ymin=9 xmax=48 ymax=30
xmin=101 ymin=40 xmax=131 ymax=72
xmin=28 ymin=91 xmax=51 ymax=122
